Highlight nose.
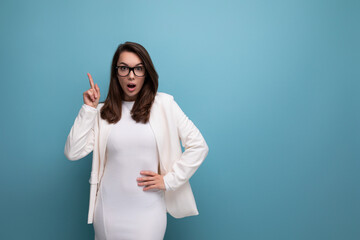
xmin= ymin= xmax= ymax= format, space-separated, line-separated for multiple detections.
xmin=128 ymin=69 xmax=135 ymax=79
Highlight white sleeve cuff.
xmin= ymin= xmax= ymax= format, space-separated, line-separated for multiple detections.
xmin=82 ymin=104 xmax=98 ymax=112
xmin=163 ymin=178 xmax=171 ymax=191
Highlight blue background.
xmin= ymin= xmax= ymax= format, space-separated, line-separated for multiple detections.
xmin=1 ymin=0 xmax=359 ymax=239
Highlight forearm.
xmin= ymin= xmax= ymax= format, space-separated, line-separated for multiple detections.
xmin=64 ymin=104 xmax=98 ymax=160
xmin=163 ymin=139 xmax=209 ymax=191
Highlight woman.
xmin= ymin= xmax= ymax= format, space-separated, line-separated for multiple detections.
xmin=64 ymin=41 xmax=209 ymax=240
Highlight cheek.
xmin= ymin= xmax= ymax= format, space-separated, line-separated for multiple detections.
xmin=139 ymin=78 xmax=146 ymax=87
xmin=118 ymin=78 xmax=126 ymax=87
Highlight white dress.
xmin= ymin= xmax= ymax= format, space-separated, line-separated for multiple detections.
xmin=93 ymin=100 xmax=167 ymax=240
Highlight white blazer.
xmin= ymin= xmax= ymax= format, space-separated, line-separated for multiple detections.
xmin=64 ymin=92 xmax=209 ymax=224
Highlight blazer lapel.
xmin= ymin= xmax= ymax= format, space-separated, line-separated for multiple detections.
xmin=149 ymin=97 xmax=168 ymax=173
xmin=98 ymin=116 xmax=114 ymax=182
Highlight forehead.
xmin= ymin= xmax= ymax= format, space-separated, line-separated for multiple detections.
xmin=117 ymin=51 xmax=143 ymax=65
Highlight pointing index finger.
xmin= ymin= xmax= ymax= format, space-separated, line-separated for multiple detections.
xmin=87 ymin=73 xmax=95 ymax=89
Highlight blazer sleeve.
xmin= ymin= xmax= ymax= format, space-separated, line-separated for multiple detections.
xmin=163 ymin=98 xmax=209 ymax=191
xmin=64 ymin=104 xmax=98 ymax=161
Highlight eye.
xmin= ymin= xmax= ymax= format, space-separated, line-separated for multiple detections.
xmin=120 ymin=66 xmax=128 ymax=71
xmin=135 ymin=66 xmax=143 ymax=71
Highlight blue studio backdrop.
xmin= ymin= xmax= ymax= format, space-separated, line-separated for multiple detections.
xmin=0 ymin=0 xmax=359 ymax=239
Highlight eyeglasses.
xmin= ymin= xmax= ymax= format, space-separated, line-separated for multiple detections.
xmin=115 ymin=65 xmax=146 ymax=77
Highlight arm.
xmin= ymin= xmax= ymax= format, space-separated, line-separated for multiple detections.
xmin=163 ymin=98 xmax=209 ymax=191
xmin=64 ymin=104 xmax=98 ymax=161
xmin=164 ymin=180 xmax=170 ymax=191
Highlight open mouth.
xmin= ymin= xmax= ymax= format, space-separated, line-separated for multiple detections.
xmin=127 ymin=83 xmax=136 ymax=91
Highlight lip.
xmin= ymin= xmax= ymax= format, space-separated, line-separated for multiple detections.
xmin=127 ymin=83 xmax=136 ymax=92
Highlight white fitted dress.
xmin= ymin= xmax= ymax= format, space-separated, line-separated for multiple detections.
xmin=93 ymin=100 xmax=167 ymax=240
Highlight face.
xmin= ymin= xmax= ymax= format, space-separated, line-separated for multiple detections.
xmin=116 ymin=51 xmax=146 ymax=101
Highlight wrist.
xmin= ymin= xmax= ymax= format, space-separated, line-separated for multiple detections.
xmin=83 ymin=103 xmax=97 ymax=111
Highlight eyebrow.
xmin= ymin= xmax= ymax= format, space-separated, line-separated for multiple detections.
xmin=118 ymin=62 xmax=144 ymax=66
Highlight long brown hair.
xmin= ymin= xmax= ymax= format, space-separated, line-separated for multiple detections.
xmin=100 ymin=41 xmax=159 ymax=124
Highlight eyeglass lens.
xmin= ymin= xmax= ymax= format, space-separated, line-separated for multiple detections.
xmin=117 ymin=66 xmax=145 ymax=77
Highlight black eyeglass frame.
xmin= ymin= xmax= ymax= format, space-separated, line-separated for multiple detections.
xmin=115 ymin=65 xmax=146 ymax=77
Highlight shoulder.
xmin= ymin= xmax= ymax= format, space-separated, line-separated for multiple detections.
xmin=155 ymin=92 xmax=175 ymax=101
xmin=153 ymin=92 xmax=179 ymax=114
xmin=97 ymin=102 xmax=105 ymax=111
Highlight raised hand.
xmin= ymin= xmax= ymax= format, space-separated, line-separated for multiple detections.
xmin=83 ymin=73 xmax=100 ymax=108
